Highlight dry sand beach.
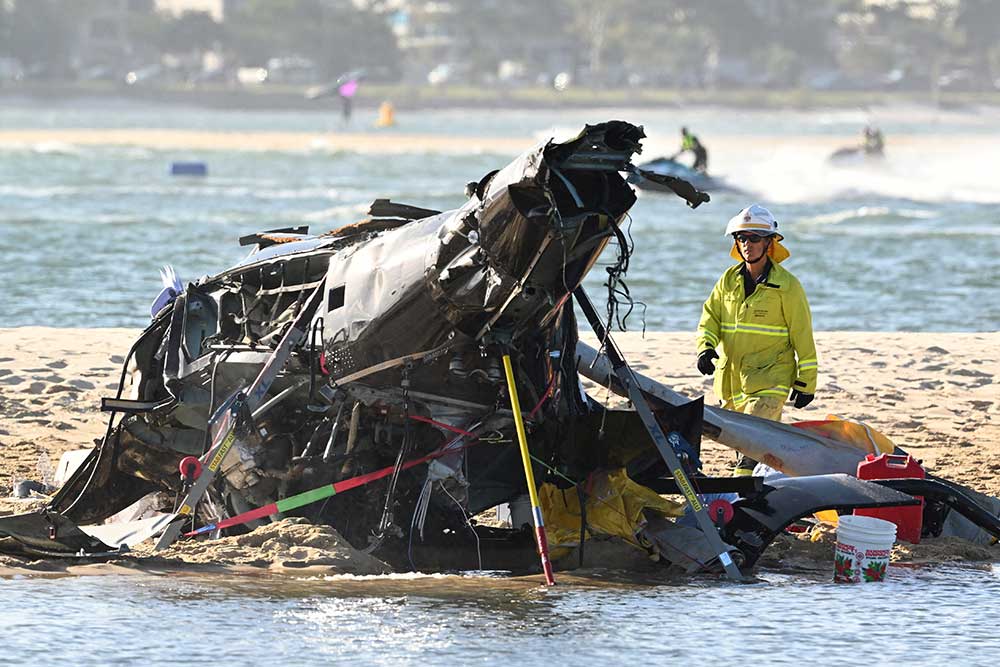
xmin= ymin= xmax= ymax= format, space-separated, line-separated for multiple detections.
xmin=0 ymin=129 xmax=534 ymax=154
xmin=1 ymin=327 xmax=997 ymax=575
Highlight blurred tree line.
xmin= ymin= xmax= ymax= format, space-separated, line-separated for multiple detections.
xmin=0 ymin=0 xmax=400 ymax=82
xmin=0 ymin=0 xmax=997 ymax=90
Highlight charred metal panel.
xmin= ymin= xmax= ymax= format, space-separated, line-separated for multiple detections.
xmin=320 ymin=213 xmax=457 ymax=383
xmin=723 ymin=474 xmax=920 ymax=568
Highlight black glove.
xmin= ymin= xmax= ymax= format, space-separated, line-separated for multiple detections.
xmin=790 ymin=389 xmax=814 ymax=408
xmin=697 ymin=349 xmax=719 ymax=376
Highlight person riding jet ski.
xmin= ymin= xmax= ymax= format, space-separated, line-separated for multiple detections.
xmin=672 ymin=127 xmax=709 ymax=173
xmin=863 ymin=125 xmax=885 ymax=156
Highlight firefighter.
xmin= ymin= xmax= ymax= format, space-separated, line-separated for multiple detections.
xmin=696 ymin=204 xmax=818 ymax=476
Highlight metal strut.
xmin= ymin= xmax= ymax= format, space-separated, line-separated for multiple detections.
xmin=153 ymin=283 xmax=326 ymax=550
xmin=573 ymin=286 xmax=745 ymax=581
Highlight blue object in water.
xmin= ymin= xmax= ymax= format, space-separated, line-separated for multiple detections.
xmin=170 ymin=161 xmax=208 ymax=176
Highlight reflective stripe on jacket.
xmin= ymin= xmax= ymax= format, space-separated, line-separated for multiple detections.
xmin=697 ymin=262 xmax=817 ymax=406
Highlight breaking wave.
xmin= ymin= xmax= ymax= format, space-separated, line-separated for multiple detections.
xmin=795 ymin=206 xmax=938 ymax=225
xmin=715 ymin=136 xmax=1000 ymax=205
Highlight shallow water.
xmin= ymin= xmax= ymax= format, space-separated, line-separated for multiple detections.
xmin=1 ymin=565 xmax=998 ymax=665
xmin=1 ymin=103 xmax=998 ymax=331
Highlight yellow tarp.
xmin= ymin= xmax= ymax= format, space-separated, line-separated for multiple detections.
xmin=795 ymin=414 xmax=896 ymax=456
xmin=538 ymin=468 xmax=685 ymax=559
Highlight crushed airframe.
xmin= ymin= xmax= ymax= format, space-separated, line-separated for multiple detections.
xmin=1 ymin=121 xmax=997 ymax=577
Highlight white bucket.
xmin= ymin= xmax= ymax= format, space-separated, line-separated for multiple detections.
xmin=834 ymin=514 xmax=896 ymax=583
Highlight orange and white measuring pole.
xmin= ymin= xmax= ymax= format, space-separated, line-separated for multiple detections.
xmin=502 ymin=353 xmax=556 ymax=586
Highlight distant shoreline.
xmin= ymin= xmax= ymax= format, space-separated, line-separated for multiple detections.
xmin=3 ymin=81 xmax=1000 ymax=112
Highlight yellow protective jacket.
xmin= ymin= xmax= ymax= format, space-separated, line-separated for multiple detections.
xmin=697 ymin=262 xmax=817 ymax=407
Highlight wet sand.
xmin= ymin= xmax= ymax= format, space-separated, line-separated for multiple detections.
xmin=0 ymin=129 xmax=533 ymax=154
xmin=1 ymin=327 xmax=997 ymax=576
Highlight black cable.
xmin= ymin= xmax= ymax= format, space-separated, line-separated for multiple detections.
xmin=370 ymin=370 xmax=415 ymax=550
xmin=602 ymin=213 xmax=647 ymax=334
xmin=57 ymin=318 xmax=157 ymax=515
xmin=201 ymin=351 xmax=223 ymax=455
xmin=577 ymin=483 xmax=587 ymax=568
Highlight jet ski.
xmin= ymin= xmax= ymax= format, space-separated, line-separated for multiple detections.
xmin=628 ymin=157 xmax=741 ymax=194
xmin=828 ymin=145 xmax=885 ymax=165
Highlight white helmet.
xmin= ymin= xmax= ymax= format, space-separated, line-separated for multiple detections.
xmin=725 ymin=204 xmax=790 ymax=263
xmin=724 ymin=204 xmax=781 ymax=239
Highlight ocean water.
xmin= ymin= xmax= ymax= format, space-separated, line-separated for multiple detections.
xmin=1 ymin=565 xmax=998 ymax=665
xmin=1 ymin=102 xmax=998 ymax=331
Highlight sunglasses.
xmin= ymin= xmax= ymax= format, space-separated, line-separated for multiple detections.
xmin=733 ymin=233 xmax=769 ymax=244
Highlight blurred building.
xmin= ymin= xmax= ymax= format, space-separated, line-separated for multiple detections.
xmin=73 ymin=0 xmax=224 ymax=80
xmin=362 ymin=0 xmax=574 ymax=86
xmin=155 ymin=0 xmax=224 ymax=21
xmin=74 ymin=0 xmax=157 ymax=70
xmin=372 ymin=1 xmax=457 ymax=83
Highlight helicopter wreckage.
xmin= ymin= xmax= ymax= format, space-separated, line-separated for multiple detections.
xmin=2 ymin=121 xmax=997 ymax=580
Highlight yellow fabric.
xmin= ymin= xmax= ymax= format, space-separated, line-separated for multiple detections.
xmin=538 ymin=469 xmax=685 ymax=559
xmin=794 ymin=415 xmax=896 ymax=456
xmin=814 ymin=510 xmax=840 ymax=526
xmin=698 ymin=262 xmax=818 ymax=403
xmin=729 ymin=237 xmax=790 ymax=263
xmin=375 ymin=101 xmax=395 ymax=128
xmin=724 ymin=395 xmax=785 ymax=420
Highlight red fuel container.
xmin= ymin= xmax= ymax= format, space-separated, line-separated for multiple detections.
xmin=855 ymin=453 xmax=925 ymax=544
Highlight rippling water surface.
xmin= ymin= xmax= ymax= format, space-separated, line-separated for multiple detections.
xmin=1 ymin=566 xmax=998 ymax=665
xmin=1 ymin=103 xmax=998 ymax=330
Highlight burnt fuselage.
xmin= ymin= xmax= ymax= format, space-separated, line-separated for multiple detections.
xmin=50 ymin=122 xmax=647 ymax=560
